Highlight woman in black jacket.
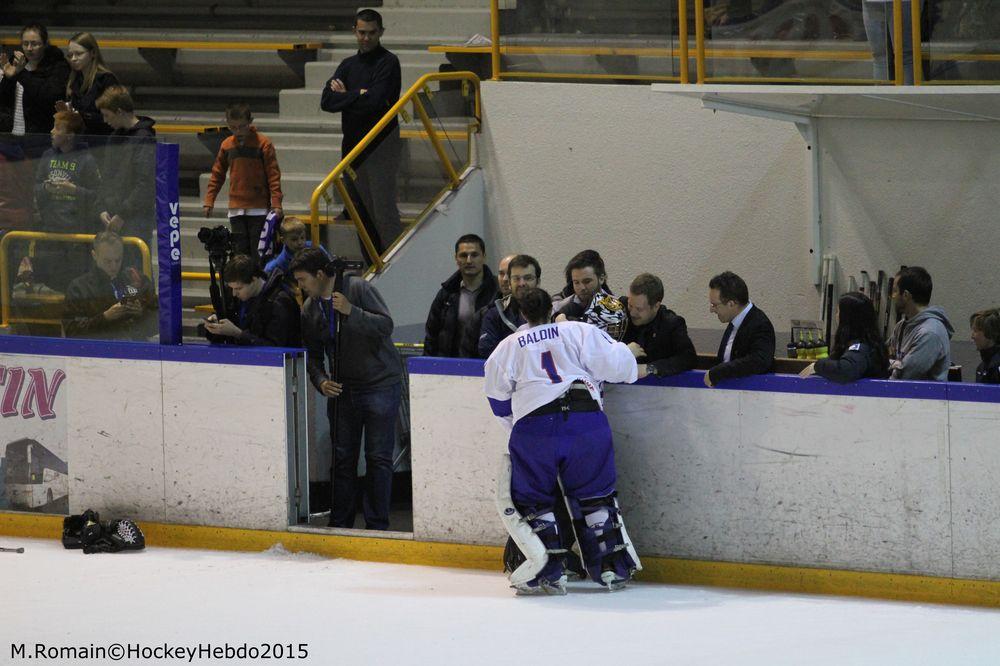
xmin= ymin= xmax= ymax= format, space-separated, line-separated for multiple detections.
xmin=0 ymin=24 xmax=70 ymax=138
xmin=970 ymin=308 xmax=1000 ymax=384
xmin=64 ymin=32 xmax=119 ymax=136
xmin=800 ymin=291 xmax=889 ymax=383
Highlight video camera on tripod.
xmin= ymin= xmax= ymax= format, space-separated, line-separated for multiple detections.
xmin=197 ymin=225 xmax=235 ymax=320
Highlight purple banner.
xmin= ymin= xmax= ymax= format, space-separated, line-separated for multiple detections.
xmin=155 ymin=143 xmax=182 ymax=345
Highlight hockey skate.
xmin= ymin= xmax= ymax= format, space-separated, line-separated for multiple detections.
xmin=514 ymin=574 xmax=568 ymax=596
xmin=599 ymin=554 xmax=633 ymax=591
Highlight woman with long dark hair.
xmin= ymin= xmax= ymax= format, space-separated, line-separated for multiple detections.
xmin=64 ymin=32 xmax=119 ymax=136
xmin=800 ymin=291 xmax=889 ymax=383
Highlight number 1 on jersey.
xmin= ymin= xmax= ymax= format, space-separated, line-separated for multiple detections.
xmin=540 ymin=351 xmax=563 ymax=383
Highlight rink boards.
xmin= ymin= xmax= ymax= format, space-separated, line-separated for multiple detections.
xmin=0 ymin=338 xmax=305 ymax=532
xmin=409 ymin=358 xmax=1000 ymax=582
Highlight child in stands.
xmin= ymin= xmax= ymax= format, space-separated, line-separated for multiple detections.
xmin=203 ymin=102 xmax=283 ymax=261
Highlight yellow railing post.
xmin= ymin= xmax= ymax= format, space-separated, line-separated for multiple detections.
xmin=412 ymin=95 xmax=461 ymax=188
xmin=309 ymin=72 xmax=481 ymax=274
xmin=334 ymin=179 xmax=383 ymax=272
xmin=911 ymin=0 xmax=924 ymax=85
xmin=678 ymin=0 xmax=689 ymax=84
xmin=1 ymin=231 xmax=151 ymax=328
xmin=892 ymin=0 xmax=904 ymax=84
xmin=694 ymin=0 xmax=706 ymax=83
xmin=491 ymin=0 xmax=502 ymax=80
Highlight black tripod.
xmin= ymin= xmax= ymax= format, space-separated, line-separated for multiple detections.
xmin=325 ymin=257 xmax=364 ymax=527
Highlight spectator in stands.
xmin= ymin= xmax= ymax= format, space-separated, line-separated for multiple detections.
xmin=705 ymin=271 xmax=775 ymax=387
xmin=320 ymin=9 xmax=402 ymax=255
xmin=202 ymin=254 xmax=300 ymax=347
xmin=888 ymin=266 xmax=953 ymax=381
xmin=799 ymin=292 xmax=890 ymax=383
xmin=969 ymin=308 xmax=1000 ymax=384
xmin=64 ymin=33 xmax=119 ymax=136
xmin=551 ymin=249 xmax=613 ymax=318
xmin=95 ymin=85 xmax=155 ymax=235
xmin=423 ymin=233 xmax=498 ymax=358
xmin=29 ymin=109 xmax=101 ymax=292
xmin=203 ymin=102 xmax=283 ymax=261
xmin=1 ymin=25 xmax=70 ymax=140
xmin=460 ymin=253 xmax=514 ymax=358
xmin=264 ymin=217 xmax=324 ymax=276
xmin=477 ymin=254 xmax=541 ymax=358
xmin=621 ymin=273 xmax=697 ymax=378
xmin=64 ymin=231 xmax=157 ymax=340
xmin=290 ymin=247 xmax=402 ymax=531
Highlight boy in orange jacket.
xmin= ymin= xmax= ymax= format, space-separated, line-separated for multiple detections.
xmin=203 ymin=102 xmax=283 ymax=260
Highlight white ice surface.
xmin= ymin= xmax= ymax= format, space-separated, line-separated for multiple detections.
xmin=3 ymin=537 xmax=1000 ymax=665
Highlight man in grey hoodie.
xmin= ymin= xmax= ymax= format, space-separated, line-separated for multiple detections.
xmin=888 ymin=266 xmax=954 ymax=381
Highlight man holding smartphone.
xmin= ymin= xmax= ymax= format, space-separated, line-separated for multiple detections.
xmin=63 ymin=231 xmax=157 ymax=340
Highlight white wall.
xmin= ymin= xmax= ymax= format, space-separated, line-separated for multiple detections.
xmin=479 ymin=80 xmax=813 ymax=338
xmin=478 ymin=81 xmax=997 ymax=371
xmin=1 ymin=350 xmax=300 ymax=532
xmin=409 ymin=367 xmax=1000 ymax=580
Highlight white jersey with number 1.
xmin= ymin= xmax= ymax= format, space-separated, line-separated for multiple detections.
xmin=484 ymin=320 xmax=638 ymax=432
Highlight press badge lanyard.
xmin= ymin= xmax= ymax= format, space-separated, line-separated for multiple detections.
xmin=322 ymin=299 xmax=336 ymax=338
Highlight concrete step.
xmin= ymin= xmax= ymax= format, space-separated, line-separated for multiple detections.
xmin=383 ymin=0 xmax=487 ymax=7
xmin=5 ymin=3 xmax=361 ymax=31
xmin=303 ymin=50 xmax=447 ymax=88
xmin=280 ymin=73 xmax=469 ymax=118
xmin=199 ymin=171 xmax=451 ymax=210
xmin=376 ymin=7 xmax=491 ymax=40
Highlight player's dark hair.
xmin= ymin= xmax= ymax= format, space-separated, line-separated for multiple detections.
xmin=20 ymin=24 xmax=49 ymax=44
xmin=520 ymin=288 xmax=552 ymax=326
xmin=895 ymin=266 xmax=932 ymax=306
xmin=93 ymin=230 xmax=123 ymax=250
xmin=225 ymin=101 xmax=252 ymax=122
xmin=561 ymin=250 xmax=608 ymax=297
xmin=288 ymin=247 xmax=329 ymax=277
xmin=629 ymin=273 xmax=663 ymax=305
xmin=508 ymin=254 xmax=541 ymax=281
xmin=356 ymin=9 xmax=384 ymax=29
xmin=455 ymin=233 xmax=485 ymax=255
xmin=970 ymin=307 xmax=1000 ymax=344
xmin=709 ymin=271 xmax=749 ymax=305
xmin=832 ymin=292 xmax=889 ymax=378
xmin=223 ymin=254 xmax=264 ymax=284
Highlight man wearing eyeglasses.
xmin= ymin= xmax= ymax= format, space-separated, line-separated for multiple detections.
xmin=705 ymin=271 xmax=775 ymax=387
xmin=320 ymin=9 xmax=402 ymax=256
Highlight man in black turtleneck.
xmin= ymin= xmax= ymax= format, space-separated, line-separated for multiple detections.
xmin=320 ymin=8 xmax=402 ymax=256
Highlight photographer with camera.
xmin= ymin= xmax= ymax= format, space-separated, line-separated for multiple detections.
xmin=201 ymin=254 xmax=300 ymax=347
xmin=63 ymin=231 xmax=157 ymax=340
xmin=289 ymin=247 xmax=402 ymax=531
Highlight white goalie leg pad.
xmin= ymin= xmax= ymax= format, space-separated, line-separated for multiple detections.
xmin=495 ymin=454 xmax=548 ymax=586
xmin=613 ymin=496 xmax=642 ymax=573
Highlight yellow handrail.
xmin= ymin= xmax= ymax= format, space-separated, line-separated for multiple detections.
xmin=309 ymin=71 xmax=482 ymax=273
xmin=1 ymin=231 xmax=152 ymax=328
xmin=911 ymin=0 xmax=924 ymax=85
xmin=480 ymin=0 xmax=940 ymax=85
xmin=491 ymin=0 xmax=502 ymax=80
xmin=893 ymin=0 xmax=905 ymax=84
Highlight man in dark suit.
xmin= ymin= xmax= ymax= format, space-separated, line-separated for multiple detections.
xmin=705 ymin=271 xmax=775 ymax=387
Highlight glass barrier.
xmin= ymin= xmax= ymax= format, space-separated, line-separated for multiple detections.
xmin=0 ymin=131 xmax=157 ymax=342
xmin=312 ymin=81 xmax=479 ymax=267
xmin=922 ymin=0 xmax=1000 ymax=83
xmin=498 ymin=0 xmax=683 ymax=82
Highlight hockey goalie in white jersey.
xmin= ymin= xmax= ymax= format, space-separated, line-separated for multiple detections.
xmin=485 ymin=287 xmax=647 ymax=595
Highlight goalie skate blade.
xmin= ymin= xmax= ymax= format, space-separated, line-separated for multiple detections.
xmin=0 ymin=547 xmax=24 ymax=553
xmin=600 ymin=570 xmax=629 ymax=591
xmin=514 ymin=576 xmax=568 ymax=596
